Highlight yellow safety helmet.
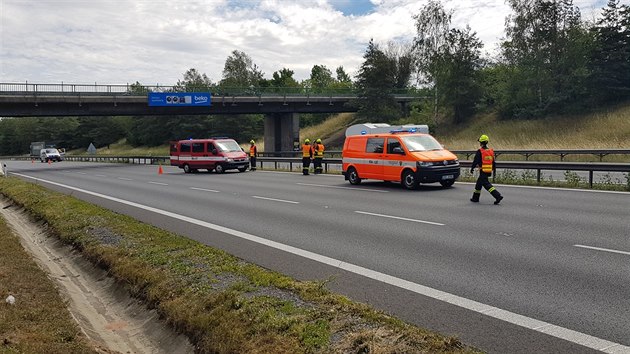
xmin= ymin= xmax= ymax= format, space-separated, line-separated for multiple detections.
xmin=316 ymin=138 xmax=322 ymax=143
xmin=478 ymin=134 xmax=489 ymax=143
xmin=304 ymin=138 xmax=310 ymax=143
xmin=250 ymin=140 xmax=255 ymax=144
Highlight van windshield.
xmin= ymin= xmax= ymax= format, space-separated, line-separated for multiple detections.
xmin=401 ymin=135 xmax=443 ymax=152
xmin=44 ymin=149 xmax=58 ymax=154
xmin=215 ymin=140 xmax=241 ymax=152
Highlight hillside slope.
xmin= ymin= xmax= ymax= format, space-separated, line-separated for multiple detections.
xmin=307 ymin=103 xmax=630 ymax=151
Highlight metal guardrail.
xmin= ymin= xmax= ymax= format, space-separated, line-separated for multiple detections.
xmin=260 ymin=149 xmax=630 ymax=162
xmin=2 ymin=155 xmax=627 ymax=188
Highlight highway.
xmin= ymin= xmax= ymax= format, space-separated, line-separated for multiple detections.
xmin=6 ymin=161 xmax=630 ymax=354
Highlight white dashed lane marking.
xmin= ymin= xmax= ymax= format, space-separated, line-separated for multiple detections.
xmin=296 ymin=182 xmax=389 ymax=193
xmin=354 ymin=210 xmax=445 ymax=226
xmin=147 ymin=181 xmax=168 ymax=186
xmin=190 ymin=187 xmax=220 ymax=193
xmin=574 ymin=244 xmax=630 ymax=256
xmin=251 ymin=196 xmax=299 ymax=204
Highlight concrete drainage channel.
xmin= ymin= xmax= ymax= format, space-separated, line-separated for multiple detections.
xmin=0 ymin=198 xmax=194 ymax=354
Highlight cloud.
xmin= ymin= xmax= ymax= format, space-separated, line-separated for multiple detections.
xmin=0 ymin=0 xmax=609 ymax=85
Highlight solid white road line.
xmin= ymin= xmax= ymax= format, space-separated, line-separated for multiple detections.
xmin=574 ymin=244 xmax=630 ymax=256
xmin=117 ymin=177 xmax=133 ymax=181
xmin=190 ymin=187 xmax=220 ymax=193
xmin=251 ymin=196 xmax=299 ymax=204
xmin=296 ymin=182 xmax=389 ymax=193
xmin=11 ymin=172 xmax=630 ymax=354
xmin=147 ymin=181 xmax=168 ymax=186
xmin=354 ymin=210 xmax=445 ymax=226
xmin=94 ymin=174 xmax=106 ymax=177
xmin=458 ymin=181 xmax=630 ymax=195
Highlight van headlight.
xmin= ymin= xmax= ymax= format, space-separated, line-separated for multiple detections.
xmin=417 ymin=161 xmax=431 ymax=168
xmin=226 ymin=158 xmax=233 ymax=162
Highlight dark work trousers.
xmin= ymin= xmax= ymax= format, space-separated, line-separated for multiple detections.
xmin=475 ymin=171 xmax=494 ymax=192
xmin=250 ymin=156 xmax=256 ymax=171
xmin=302 ymin=157 xmax=311 ymax=175
xmin=314 ymin=157 xmax=323 ymax=174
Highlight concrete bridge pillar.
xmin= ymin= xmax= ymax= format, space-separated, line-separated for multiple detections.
xmin=264 ymin=113 xmax=300 ymax=155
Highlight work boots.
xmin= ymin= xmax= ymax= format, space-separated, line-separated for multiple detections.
xmin=470 ymin=192 xmax=480 ymax=203
xmin=491 ymin=190 xmax=503 ymax=204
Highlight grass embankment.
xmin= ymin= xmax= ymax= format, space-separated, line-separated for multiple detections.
xmin=0 ymin=216 xmax=96 ymax=353
xmin=0 ymin=177 xmax=477 ymax=354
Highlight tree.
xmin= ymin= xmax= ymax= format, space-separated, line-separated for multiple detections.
xmin=308 ymin=65 xmax=335 ymax=93
xmin=589 ymin=0 xmax=630 ymax=103
xmin=501 ymin=0 xmax=591 ymax=117
xmin=436 ymin=27 xmax=484 ymax=123
xmin=269 ymin=68 xmax=301 ymax=93
xmin=174 ymin=68 xmax=214 ymax=92
xmin=219 ymin=50 xmax=264 ymax=92
xmin=354 ymin=39 xmax=402 ymax=122
xmin=413 ymin=0 xmax=453 ymax=122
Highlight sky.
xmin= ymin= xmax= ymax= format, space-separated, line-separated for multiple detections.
xmin=0 ymin=0 xmax=610 ymax=86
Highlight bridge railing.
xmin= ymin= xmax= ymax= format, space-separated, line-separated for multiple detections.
xmin=2 ymin=155 xmax=627 ymax=188
xmin=0 ymin=82 xmax=424 ymax=98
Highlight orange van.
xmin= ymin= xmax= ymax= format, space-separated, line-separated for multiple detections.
xmin=170 ymin=138 xmax=249 ymax=173
xmin=342 ymin=130 xmax=460 ymax=189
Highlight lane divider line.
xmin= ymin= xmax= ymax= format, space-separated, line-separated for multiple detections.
xmin=117 ymin=177 xmax=133 ymax=181
xmin=574 ymin=244 xmax=630 ymax=256
xmin=251 ymin=196 xmax=299 ymax=204
xmin=297 ymin=182 xmax=389 ymax=193
xmin=190 ymin=187 xmax=220 ymax=193
xmin=355 ymin=210 xmax=445 ymax=226
xmin=147 ymin=181 xmax=168 ymax=186
xmin=94 ymin=174 xmax=106 ymax=177
xmin=10 ymin=172 xmax=629 ymax=353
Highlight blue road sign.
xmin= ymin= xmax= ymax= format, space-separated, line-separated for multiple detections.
xmin=148 ymin=92 xmax=211 ymax=107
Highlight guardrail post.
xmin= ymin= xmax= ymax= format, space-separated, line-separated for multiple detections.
xmin=589 ymin=171 xmax=593 ymax=188
xmin=537 ymin=169 xmax=541 ymax=183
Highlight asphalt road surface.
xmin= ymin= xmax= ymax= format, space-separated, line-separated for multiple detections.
xmin=6 ymin=161 xmax=630 ymax=354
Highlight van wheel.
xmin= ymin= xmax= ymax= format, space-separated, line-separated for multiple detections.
xmin=402 ymin=170 xmax=418 ymax=190
xmin=183 ymin=164 xmax=191 ymax=173
xmin=215 ymin=164 xmax=225 ymax=174
xmin=440 ymin=180 xmax=455 ymax=188
xmin=348 ymin=167 xmax=361 ymax=185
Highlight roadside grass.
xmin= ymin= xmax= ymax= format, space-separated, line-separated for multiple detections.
xmin=0 ymin=177 xmax=479 ymax=354
xmin=301 ymin=113 xmax=356 ymax=145
xmin=0 ymin=216 xmax=97 ymax=353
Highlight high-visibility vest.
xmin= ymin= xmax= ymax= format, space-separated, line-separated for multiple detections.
xmin=302 ymin=144 xmax=312 ymax=158
xmin=314 ymin=144 xmax=325 ymax=157
xmin=249 ymin=145 xmax=256 ymax=157
xmin=481 ymin=148 xmax=494 ymax=173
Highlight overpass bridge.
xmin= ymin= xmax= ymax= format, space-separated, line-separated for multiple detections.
xmin=0 ymin=82 xmax=417 ymax=152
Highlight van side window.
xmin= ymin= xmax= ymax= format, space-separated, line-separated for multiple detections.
xmin=170 ymin=143 xmax=178 ymax=153
xmin=180 ymin=142 xmax=191 ymax=153
xmin=387 ymin=139 xmax=403 ymax=154
xmin=207 ymin=143 xmax=216 ymax=153
xmin=192 ymin=142 xmax=204 ymax=153
xmin=366 ymin=138 xmax=384 ymax=153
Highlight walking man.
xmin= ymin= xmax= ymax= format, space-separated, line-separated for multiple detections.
xmin=313 ymin=138 xmax=325 ymax=174
xmin=302 ymin=139 xmax=313 ymax=175
xmin=249 ymin=140 xmax=257 ymax=171
xmin=470 ymin=134 xmax=503 ymax=204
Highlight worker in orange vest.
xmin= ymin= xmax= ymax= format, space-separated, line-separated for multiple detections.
xmin=302 ymin=139 xmax=313 ymax=175
xmin=470 ymin=134 xmax=503 ymax=204
xmin=313 ymin=138 xmax=325 ymax=174
xmin=249 ymin=140 xmax=257 ymax=171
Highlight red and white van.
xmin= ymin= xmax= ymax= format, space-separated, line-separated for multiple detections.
xmin=170 ymin=138 xmax=249 ymax=173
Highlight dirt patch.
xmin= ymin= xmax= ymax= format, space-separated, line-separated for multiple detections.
xmin=0 ymin=199 xmax=194 ymax=354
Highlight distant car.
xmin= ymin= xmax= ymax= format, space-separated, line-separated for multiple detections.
xmin=40 ymin=148 xmax=62 ymax=162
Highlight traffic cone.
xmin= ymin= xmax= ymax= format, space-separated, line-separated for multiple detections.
xmin=31 ymin=159 xmax=34 ymax=164
xmin=158 ymin=165 xmax=163 ymax=175
xmin=47 ymin=159 xmax=51 ymax=165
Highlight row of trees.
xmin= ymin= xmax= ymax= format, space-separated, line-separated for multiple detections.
xmin=0 ymin=0 xmax=627 ymax=154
